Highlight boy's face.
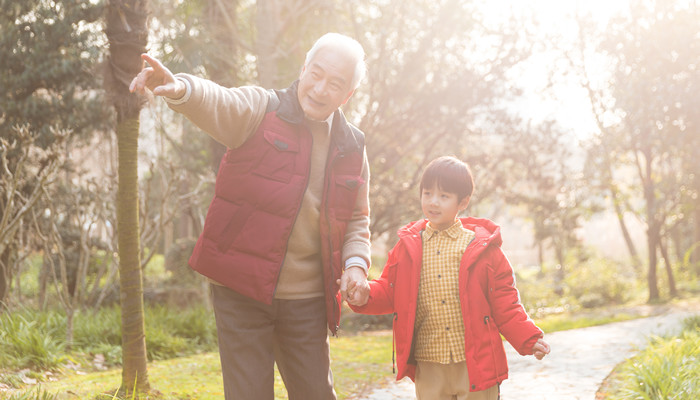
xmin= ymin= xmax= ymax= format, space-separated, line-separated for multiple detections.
xmin=421 ymin=185 xmax=470 ymax=231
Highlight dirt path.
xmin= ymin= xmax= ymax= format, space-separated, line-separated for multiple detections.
xmin=356 ymin=301 xmax=700 ymax=400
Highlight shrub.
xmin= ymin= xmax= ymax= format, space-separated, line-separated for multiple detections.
xmin=145 ymin=304 xmax=217 ymax=350
xmin=3 ymin=387 xmax=59 ymax=400
xmin=564 ymin=257 xmax=637 ymax=308
xmin=164 ymin=238 xmax=198 ymax=284
xmin=0 ymin=313 xmax=64 ymax=370
xmin=606 ymin=316 xmax=700 ymax=399
xmin=73 ymin=306 xmax=123 ymax=348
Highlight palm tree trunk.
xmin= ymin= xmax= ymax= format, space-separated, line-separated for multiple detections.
xmin=105 ymin=0 xmax=150 ymax=394
xmin=116 ymin=118 xmax=150 ymax=393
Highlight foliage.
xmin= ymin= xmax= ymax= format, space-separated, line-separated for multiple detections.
xmin=3 ymin=334 xmax=392 ymax=400
xmin=0 ymin=312 xmax=64 ymax=370
xmin=0 ymin=304 xmax=216 ymax=374
xmin=143 ymin=305 xmax=217 ymax=360
xmin=0 ymin=0 xmax=108 ymax=142
xmin=1 ymin=0 xmax=108 ymax=307
xmin=564 ymin=255 xmax=638 ymax=308
xmin=2 ymin=387 xmax=59 ymax=400
xmin=576 ymin=0 xmax=700 ymax=301
xmin=163 ymin=239 xmax=198 ymax=284
xmin=605 ymin=318 xmax=700 ymax=400
xmin=0 ymin=127 xmax=68 ymax=304
xmin=535 ymin=312 xmax=638 ymax=334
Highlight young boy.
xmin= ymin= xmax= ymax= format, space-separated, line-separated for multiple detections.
xmin=350 ymin=156 xmax=550 ymax=399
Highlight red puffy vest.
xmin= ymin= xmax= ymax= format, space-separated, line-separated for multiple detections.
xmin=189 ymin=81 xmax=365 ymax=333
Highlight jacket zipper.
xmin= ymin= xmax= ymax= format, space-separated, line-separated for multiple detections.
xmin=484 ymin=315 xmax=503 ymax=383
xmin=392 ymin=312 xmax=398 ymax=373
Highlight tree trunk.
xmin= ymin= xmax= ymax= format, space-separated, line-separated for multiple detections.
xmin=105 ymin=0 xmax=150 ymax=394
xmin=255 ymin=0 xmax=280 ymax=88
xmin=116 ymin=118 xmax=150 ymax=393
xmin=0 ymin=249 xmax=9 ymax=308
xmin=609 ymin=185 xmax=642 ymax=270
xmin=647 ymin=225 xmax=660 ymax=301
xmin=658 ymin=239 xmax=678 ymax=298
xmin=694 ymin=207 xmax=700 ymax=275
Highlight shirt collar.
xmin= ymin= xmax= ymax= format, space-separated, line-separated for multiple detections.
xmin=424 ymin=220 xmax=463 ymax=240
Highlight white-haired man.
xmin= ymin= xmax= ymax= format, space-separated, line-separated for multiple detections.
xmin=130 ymin=33 xmax=371 ymax=400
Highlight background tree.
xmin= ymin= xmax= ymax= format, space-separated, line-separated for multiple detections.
xmin=572 ymin=0 xmax=699 ymax=301
xmin=0 ymin=127 xmax=66 ymax=305
xmin=0 ymin=0 xmax=105 ymax=306
xmin=105 ymin=0 xmax=151 ymax=394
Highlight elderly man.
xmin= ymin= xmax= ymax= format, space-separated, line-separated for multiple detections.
xmin=130 ymin=33 xmax=371 ymax=400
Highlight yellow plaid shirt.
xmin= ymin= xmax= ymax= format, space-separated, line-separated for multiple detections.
xmin=414 ymin=220 xmax=475 ymax=363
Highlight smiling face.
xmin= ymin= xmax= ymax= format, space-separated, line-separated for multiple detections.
xmin=421 ymin=185 xmax=470 ymax=231
xmin=297 ymin=46 xmax=356 ymax=121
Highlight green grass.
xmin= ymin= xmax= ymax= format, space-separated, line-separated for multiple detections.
xmin=3 ymin=297 xmax=697 ymax=399
xmin=534 ymin=312 xmax=639 ymax=333
xmin=2 ymin=334 xmax=393 ymax=400
xmin=602 ymin=318 xmax=700 ymax=400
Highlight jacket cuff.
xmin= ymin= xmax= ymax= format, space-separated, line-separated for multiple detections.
xmin=522 ymin=333 xmax=543 ymax=355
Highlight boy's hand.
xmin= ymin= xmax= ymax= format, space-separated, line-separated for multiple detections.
xmin=532 ymin=338 xmax=551 ymax=360
xmin=337 ymin=267 xmax=370 ymax=306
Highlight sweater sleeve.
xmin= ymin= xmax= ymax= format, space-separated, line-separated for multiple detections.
xmin=166 ymin=74 xmax=269 ymax=149
xmin=341 ymin=148 xmax=371 ymax=268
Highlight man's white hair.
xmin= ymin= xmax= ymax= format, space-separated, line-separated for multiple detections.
xmin=305 ymin=33 xmax=367 ymax=90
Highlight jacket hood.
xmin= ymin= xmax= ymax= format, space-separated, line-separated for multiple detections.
xmin=398 ymin=217 xmax=503 ymax=248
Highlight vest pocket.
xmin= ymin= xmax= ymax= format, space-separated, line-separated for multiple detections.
xmin=330 ymin=175 xmax=364 ymax=220
xmin=252 ymin=130 xmax=299 ymax=183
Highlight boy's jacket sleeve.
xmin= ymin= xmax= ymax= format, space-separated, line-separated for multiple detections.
xmin=487 ymin=246 xmax=543 ymax=355
xmin=349 ymin=241 xmax=404 ymax=315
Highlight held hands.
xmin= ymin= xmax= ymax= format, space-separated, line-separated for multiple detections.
xmin=337 ymin=266 xmax=370 ymax=306
xmin=128 ymin=54 xmax=186 ymax=99
xmin=532 ymin=338 xmax=551 ymax=360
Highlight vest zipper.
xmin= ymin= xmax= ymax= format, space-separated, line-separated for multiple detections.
xmin=271 ymin=126 xmax=313 ymax=299
xmin=327 ymin=151 xmax=343 ymax=335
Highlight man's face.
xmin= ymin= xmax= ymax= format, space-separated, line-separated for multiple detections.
xmin=297 ymin=46 xmax=356 ymax=121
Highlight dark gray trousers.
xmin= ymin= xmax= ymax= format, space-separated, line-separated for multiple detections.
xmin=211 ymin=284 xmax=336 ymax=400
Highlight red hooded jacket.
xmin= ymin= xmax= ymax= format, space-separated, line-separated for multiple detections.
xmin=351 ymin=217 xmax=542 ymax=391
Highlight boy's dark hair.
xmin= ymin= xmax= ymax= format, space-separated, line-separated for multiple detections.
xmin=419 ymin=156 xmax=474 ymax=201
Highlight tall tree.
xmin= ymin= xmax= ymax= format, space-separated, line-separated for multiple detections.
xmin=0 ymin=0 xmax=105 ymax=305
xmin=574 ymin=0 xmax=699 ymax=301
xmin=105 ymin=0 xmax=151 ymax=394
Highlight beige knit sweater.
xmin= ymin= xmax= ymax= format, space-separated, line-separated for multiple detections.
xmin=167 ymin=74 xmax=371 ymax=299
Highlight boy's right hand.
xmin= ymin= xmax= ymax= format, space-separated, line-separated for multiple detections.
xmin=532 ymin=338 xmax=551 ymax=360
xmin=337 ymin=268 xmax=370 ymax=306
xmin=347 ymin=279 xmax=370 ymax=306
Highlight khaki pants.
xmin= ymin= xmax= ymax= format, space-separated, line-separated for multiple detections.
xmin=415 ymin=361 xmax=499 ymax=400
xmin=211 ymin=284 xmax=336 ymax=400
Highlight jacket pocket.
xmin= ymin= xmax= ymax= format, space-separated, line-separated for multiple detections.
xmin=252 ymin=130 xmax=300 ymax=183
